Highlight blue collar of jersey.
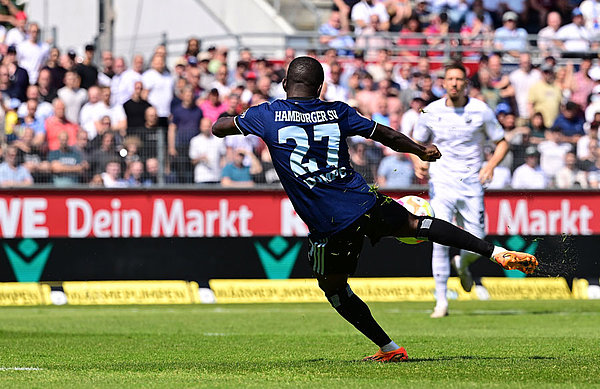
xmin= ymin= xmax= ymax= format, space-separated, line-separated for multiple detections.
xmin=286 ymin=96 xmax=319 ymax=101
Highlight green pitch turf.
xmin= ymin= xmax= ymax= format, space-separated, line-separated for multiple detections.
xmin=1 ymin=300 xmax=599 ymax=388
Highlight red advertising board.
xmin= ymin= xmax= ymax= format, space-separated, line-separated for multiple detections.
xmin=0 ymin=189 xmax=598 ymax=238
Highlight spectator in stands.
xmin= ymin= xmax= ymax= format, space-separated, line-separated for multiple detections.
xmin=538 ymin=126 xmax=572 ymax=185
xmin=577 ymin=121 xmax=600 ymax=160
xmin=585 ymin=85 xmax=600 ymax=123
xmin=528 ymin=64 xmax=562 ymax=128
xmin=4 ymin=10 xmax=26 ymax=47
xmin=494 ymin=11 xmax=528 ymax=57
xmin=3 ymin=44 xmax=29 ymax=102
xmin=12 ymin=127 xmax=50 ymax=183
xmin=537 ymin=11 xmax=562 ymax=58
xmin=556 ymin=150 xmax=589 ymax=188
xmin=61 ymin=49 xmax=77 ymax=72
xmin=48 ymin=130 xmax=88 ymax=186
xmin=121 ymin=135 xmax=142 ymax=166
xmin=355 ymin=14 xmax=390 ymax=59
xmin=57 ymin=70 xmax=87 ymax=124
xmin=75 ymin=44 xmax=98 ymax=89
xmin=220 ymin=148 xmax=262 ymax=188
xmin=509 ymin=53 xmax=541 ymax=123
xmin=142 ymin=53 xmax=173 ymax=128
xmin=16 ymin=22 xmax=48 ymax=85
xmin=585 ymin=142 xmax=600 ymax=187
xmin=79 ymin=85 xmax=103 ymax=140
xmin=0 ymin=144 xmax=33 ymax=187
xmin=169 ymin=85 xmax=202 ymax=183
xmin=570 ymin=57 xmax=595 ymax=110
xmin=464 ymin=0 xmax=493 ymax=29
xmin=101 ymin=159 xmax=127 ymax=188
xmin=45 ymin=98 xmax=79 ymax=151
xmin=200 ymin=87 xmax=228 ymax=123
xmin=42 ymin=47 xmax=66 ymax=91
xmin=424 ymin=12 xmax=450 ymax=57
xmin=322 ymin=62 xmax=349 ymax=102
xmin=397 ymin=16 xmax=424 ymax=60
xmin=73 ymin=129 xmax=91 ymax=170
xmin=36 ymin=68 xmax=57 ymax=103
xmin=189 ymin=117 xmax=225 ymax=184
xmin=319 ymin=10 xmax=354 ymax=54
xmin=97 ymin=50 xmax=114 ymax=87
xmin=376 ymin=151 xmax=414 ymax=188
xmin=351 ymin=0 xmax=389 ymax=35
xmin=349 ymin=142 xmax=375 ymax=183
xmin=472 ymin=68 xmax=502 ymax=110
xmin=124 ymin=159 xmax=146 ymax=187
xmin=98 ymin=86 xmax=127 ymax=136
xmin=553 ymin=101 xmax=585 ymax=143
xmin=89 ymin=129 xmax=119 ymax=175
xmin=528 ymin=112 xmax=548 ymax=144
xmin=110 ymin=57 xmax=130 ymax=106
xmin=555 ymin=8 xmax=592 ymax=57
xmin=210 ymin=64 xmax=231 ymax=97
xmin=511 ymin=146 xmax=548 ymax=189
xmin=19 ymin=99 xmax=46 ymax=146
xmin=332 ymin=0 xmax=359 ymax=32
xmin=123 ymin=81 xmax=151 ymax=130
xmin=17 ymin=85 xmax=54 ymax=122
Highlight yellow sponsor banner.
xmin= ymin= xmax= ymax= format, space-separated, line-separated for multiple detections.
xmin=62 ymin=281 xmax=198 ymax=305
xmin=0 ymin=283 xmax=51 ymax=306
xmin=481 ymin=277 xmax=572 ymax=300
xmin=209 ymin=278 xmax=478 ymax=303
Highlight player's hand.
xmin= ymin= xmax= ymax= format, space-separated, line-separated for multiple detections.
xmin=414 ymin=160 xmax=430 ymax=179
xmin=479 ymin=164 xmax=494 ymax=184
xmin=418 ymin=144 xmax=441 ymax=162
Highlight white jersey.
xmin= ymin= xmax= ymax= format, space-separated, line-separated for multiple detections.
xmin=413 ymin=97 xmax=504 ymax=196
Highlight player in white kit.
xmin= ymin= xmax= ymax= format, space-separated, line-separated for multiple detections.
xmin=412 ymin=62 xmax=510 ymax=318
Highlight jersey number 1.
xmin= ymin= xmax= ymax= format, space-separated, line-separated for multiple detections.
xmin=278 ymin=123 xmax=341 ymax=188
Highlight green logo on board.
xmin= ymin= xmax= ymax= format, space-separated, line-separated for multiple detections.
xmin=3 ymin=239 xmax=53 ymax=282
xmin=254 ymin=237 xmax=301 ymax=279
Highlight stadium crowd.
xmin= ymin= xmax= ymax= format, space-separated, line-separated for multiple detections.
xmin=0 ymin=0 xmax=600 ymax=189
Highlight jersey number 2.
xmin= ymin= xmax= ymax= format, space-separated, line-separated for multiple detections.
xmin=278 ymin=123 xmax=341 ymax=188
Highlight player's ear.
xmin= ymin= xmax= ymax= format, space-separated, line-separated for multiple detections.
xmin=317 ymin=83 xmax=323 ymax=97
xmin=282 ymin=78 xmax=288 ymax=92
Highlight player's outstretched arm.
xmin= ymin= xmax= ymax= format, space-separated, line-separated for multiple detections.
xmin=371 ymin=123 xmax=441 ymax=162
xmin=212 ymin=117 xmax=242 ymax=138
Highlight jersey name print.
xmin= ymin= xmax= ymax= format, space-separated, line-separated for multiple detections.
xmin=235 ymin=98 xmax=377 ymax=238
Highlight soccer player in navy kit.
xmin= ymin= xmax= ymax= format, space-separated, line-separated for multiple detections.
xmin=213 ymin=56 xmax=537 ymax=362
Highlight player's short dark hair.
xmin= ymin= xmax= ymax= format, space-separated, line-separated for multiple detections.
xmin=286 ymin=56 xmax=324 ymax=91
xmin=444 ymin=61 xmax=467 ymax=78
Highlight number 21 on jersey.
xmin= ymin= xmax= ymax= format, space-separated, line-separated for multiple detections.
xmin=278 ymin=123 xmax=342 ymax=189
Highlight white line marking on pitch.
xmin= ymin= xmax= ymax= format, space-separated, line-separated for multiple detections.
xmin=0 ymin=367 xmax=44 ymax=371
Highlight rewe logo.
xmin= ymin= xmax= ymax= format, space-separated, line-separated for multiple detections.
xmin=254 ymin=237 xmax=301 ymax=279
xmin=3 ymin=239 xmax=53 ymax=282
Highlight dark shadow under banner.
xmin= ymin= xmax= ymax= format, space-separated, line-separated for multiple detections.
xmin=0 ymin=235 xmax=596 ymax=284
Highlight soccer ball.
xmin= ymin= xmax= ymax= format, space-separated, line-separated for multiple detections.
xmin=397 ymin=195 xmax=435 ymax=244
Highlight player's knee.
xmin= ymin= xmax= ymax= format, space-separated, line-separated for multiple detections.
xmin=324 ymin=284 xmax=354 ymax=309
xmin=415 ymin=215 xmax=435 ymax=239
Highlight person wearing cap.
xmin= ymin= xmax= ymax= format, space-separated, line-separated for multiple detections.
xmin=16 ymin=22 xmax=49 ymax=85
xmin=2 ymin=44 xmax=29 ymax=102
xmin=511 ymin=146 xmax=548 ymax=189
xmin=75 ymin=44 xmax=99 ymax=90
xmin=493 ymin=11 xmax=528 ymax=58
xmin=528 ymin=63 xmax=562 ymax=128
xmin=555 ymin=8 xmax=592 ymax=56
xmin=4 ymin=10 xmax=27 ymax=47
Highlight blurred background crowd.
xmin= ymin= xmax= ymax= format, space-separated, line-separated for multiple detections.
xmin=0 ymin=0 xmax=600 ymax=189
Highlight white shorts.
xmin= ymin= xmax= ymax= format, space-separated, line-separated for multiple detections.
xmin=429 ymin=185 xmax=485 ymax=239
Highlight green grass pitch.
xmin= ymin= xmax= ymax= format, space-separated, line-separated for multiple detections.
xmin=1 ymin=300 xmax=599 ymax=388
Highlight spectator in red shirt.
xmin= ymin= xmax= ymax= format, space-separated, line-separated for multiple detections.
xmin=45 ymin=98 xmax=79 ymax=151
xmin=397 ymin=16 xmax=424 ymax=60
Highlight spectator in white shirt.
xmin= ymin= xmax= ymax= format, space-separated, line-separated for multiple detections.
xmin=57 ymin=70 xmax=88 ymax=124
xmin=351 ymin=0 xmax=389 ymax=35
xmin=555 ymin=8 xmax=592 ymax=55
xmin=538 ymin=126 xmax=573 ymax=184
xmin=16 ymin=22 xmax=49 ymax=84
xmin=189 ymin=117 xmax=226 ymax=184
xmin=322 ymin=62 xmax=349 ymax=102
xmin=511 ymin=146 xmax=548 ymax=189
xmin=142 ymin=54 xmax=173 ymax=127
xmin=17 ymin=85 xmax=54 ymax=121
xmin=537 ymin=12 xmax=562 ymax=58
xmin=5 ymin=11 xmax=27 ymax=47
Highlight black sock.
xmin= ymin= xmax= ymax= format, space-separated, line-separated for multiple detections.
xmin=326 ymin=284 xmax=391 ymax=348
xmin=416 ymin=217 xmax=494 ymax=258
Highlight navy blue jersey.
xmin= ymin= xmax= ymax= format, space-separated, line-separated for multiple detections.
xmin=235 ymin=98 xmax=377 ymax=238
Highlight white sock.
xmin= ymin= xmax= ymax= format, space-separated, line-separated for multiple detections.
xmin=490 ymin=246 xmax=507 ymax=261
xmin=381 ymin=341 xmax=400 ymax=352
